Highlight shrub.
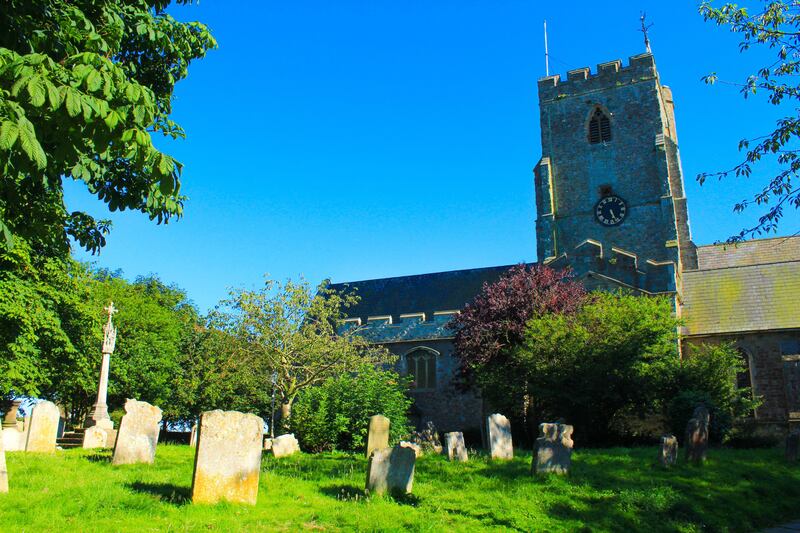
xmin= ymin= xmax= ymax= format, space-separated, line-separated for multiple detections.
xmin=290 ymin=364 xmax=412 ymax=452
xmin=667 ymin=343 xmax=761 ymax=443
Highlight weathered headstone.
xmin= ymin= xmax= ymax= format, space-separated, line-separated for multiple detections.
xmin=786 ymin=431 xmax=800 ymax=462
xmin=83 ymin=426 xmax=110 ymax=449
xmin=399 ymin=440 xmax=422 ymax=457
xmin=533 ymin=422 xmax=573 ymax=475
xmin=487 ymin=413 xmax=513 ymax=460
xmin=263 ymin=437 xmax=273 ymax=451
xmin=366 ymin=415 xmax=390 ymax=458
xmin=191 ymin=410 xmax=264 ymax=505
xmin=25 ymin=401 xmax=60 ymax=453
xmin=270 ymin=433 xmax=300 ymax=458
xmin=366 ymin=445 xmax=416 ymax=496
xmin=0 ymin=428 xmax=7 ymax=493
xmin=659 ymin=434 xmax=678 ymax=467
xmin=189 ymin=424 xmax=198 ymax=447
xmin=411 ymin=421 xmax=443 ymax=454
xmin=112 ymin=399 xmax=162 ymax=465
xmin=444 ymin=431 xmax=468 ymax=462
xmin=685 ymin=406 xmax=710 ymax=464
xmin=2 ymin=400 xmax=21 ymax=429
xmin=2 ymin=400 xmax=24 ymax=452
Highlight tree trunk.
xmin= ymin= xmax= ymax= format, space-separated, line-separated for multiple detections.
xmin=279 ymin=400 xmax=293 ymax=433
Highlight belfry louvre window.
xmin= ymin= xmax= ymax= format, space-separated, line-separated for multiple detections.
xmin=588 ymin=107 xmax=611 ymax=144
xmin=406 ymin=349 xmax=437 ymax=390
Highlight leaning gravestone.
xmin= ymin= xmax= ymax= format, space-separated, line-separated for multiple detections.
xmin=444 ymin=431 xmax=468 ymax=462
xmin=271 ymin=433 xmax=300 ymax=458
xmin=366 ymin=445 xmax=416 ymax=496
xmin=487 ymin=414 xmax=513 ymax=460
xmin=112 ymin=399 xmax=162 ymax=465
xmin=366 ymin=415 xmax=390 ymax=458
xmin=399 ymin=440 xmax=422 ymax=457
xmin=191 ymin=410 xmax=264 ymax=505
xmin=659 ymin=435 xmax=678 ymax=467
xmin=685 ymin=406 xmax=710 ymax=464
xmin=0 ymin=427 xmax=8 ymax=493
xmin=25 ymin=401 xmax=60 ymax=453
xmin=786 ymin=431 xmax=800 ymax=462
xmin=533 ymin=422 xmax=573 ymax=475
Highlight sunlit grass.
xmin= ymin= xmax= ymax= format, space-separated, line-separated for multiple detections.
xmin=1 ymin=445 xmax=798 ymax=531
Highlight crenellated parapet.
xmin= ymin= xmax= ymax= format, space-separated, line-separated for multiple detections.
xmin=545 ymin=239 xmax=678 ymax=295
xmin=538 ymin=53 xmax=657 ymax=102
xmin=339 ymin=310 xmax=460 ymax=343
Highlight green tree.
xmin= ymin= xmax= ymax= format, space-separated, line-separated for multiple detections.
xmin=291 ymin=364 xmax=413 ymax=452
xmin=0 ymin=1 xmax=215 ymax=255
xmin=208 ymin=277 xmax=395 ymax=431
xmin=0 ymin=239 xmax=98 ymax=412
xmin=513 ymin=292 xmax=681 ymax=444
xmin=700 ymin=1 xmax=800 ymax=240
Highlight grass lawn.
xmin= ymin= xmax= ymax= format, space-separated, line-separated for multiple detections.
xmin=1 ymin=445 xmax=798 ymax=532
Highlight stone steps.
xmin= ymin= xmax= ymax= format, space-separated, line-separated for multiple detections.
xmin=57 ymin=429 xmax=86 ymax=449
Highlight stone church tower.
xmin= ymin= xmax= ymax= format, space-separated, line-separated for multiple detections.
xmin=534 ymin=53 xmax=697 ymax=298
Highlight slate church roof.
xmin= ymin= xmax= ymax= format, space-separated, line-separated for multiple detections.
xmin=681 ymin=236 xmax=800 ymax=336
xmin=329 ymin=264 xmax=519 ymax=342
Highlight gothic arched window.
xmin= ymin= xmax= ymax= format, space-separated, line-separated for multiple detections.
xmin=405 ymin=348 xmax=437 ymax=390
xmin=737 ymin=348 xmax=754 ymax=391
xmin=588 ymin=107 xmax=612 ymax=144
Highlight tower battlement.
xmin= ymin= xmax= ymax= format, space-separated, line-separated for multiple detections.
xmin=538 ymin=53 xmax=657 ymax=101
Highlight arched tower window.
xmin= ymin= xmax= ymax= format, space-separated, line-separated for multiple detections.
xmin=405 ymin=348 xmax=437 ymax=390
xmin=588 ymin=107 xmax=612 ymax=144
xmin=736 ymin=348 xmax=754 ymax=390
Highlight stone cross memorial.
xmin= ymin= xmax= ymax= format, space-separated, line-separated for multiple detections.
xmin=366 ymin=415 xmax=390 ymax=458
xmin=270 ymin=433 xmax=300 ymax=458
xmin=0 ymin=427 xmax=8 ymax=493
xmin=533 ymin=422 xmax=574 ymax=475
xmin=685 ymin=406 xmax=710 ymax=464
xmin=191 ymin=410 xmax=264 ymax=505
xmin=487 ymin=413 xmax=513 ymax=460
xmin=112 ymin=399 xmax=162 ymax=466
xmin=25 ymin=401 xmax=60 ymax=453
xmin=444 ymin=431 xmax=468 ymax=462
xmin=366 ymin=445 xmax=416 ymax=496
xmin=660 ymin=435 xmax=678 ymax=467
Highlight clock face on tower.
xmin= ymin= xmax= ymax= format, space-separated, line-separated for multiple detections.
xmin=594 ymin=195 xmax=627 ymax=226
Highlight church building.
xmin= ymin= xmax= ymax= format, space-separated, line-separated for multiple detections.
xmin=329 ymin=52 xmax=800 ymax=436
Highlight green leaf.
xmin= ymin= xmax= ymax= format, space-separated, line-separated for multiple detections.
xmin=104 ymin=109 xmax=119 ymax=130
xmin=46 ymin=81 xmax=62 ymax=110
xmin=157 ymin=153 xmax=173 ymax=176
xmin=85 ymin=70 xmax=102 ymax=92
xmin=17 ymin=118 xmax=47 ymax=169
xmin=26 ymin=76 xmax=46 ymax=107
xmin=65 ymin=88 xmax=81 ymax=117
xmin=0 ymin=121 xmax=20 ymax=150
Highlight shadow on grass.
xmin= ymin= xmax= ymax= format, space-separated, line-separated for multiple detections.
xmin=84 ymin=453 xmax=111 ymax=463
xmin=318 ymin=483 xmax=421 ymax=506
xmin=439 ymin=506 xmax=529 ymax=531
xmin=127 ymin=481 xmax=191 ymax=506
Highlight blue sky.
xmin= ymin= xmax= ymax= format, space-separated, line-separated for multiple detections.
xmin=65 ymin=1 xmax=800 ymax=313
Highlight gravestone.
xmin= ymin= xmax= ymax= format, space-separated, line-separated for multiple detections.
xmin=366 ymin=415 xmax=390 ymax=458
xmin=1 ymin=426 xmax=24 ymax=452
xmin=271 ymin=433 xmax=300 ymax=458
xmin=444 ymin=432 xmax=468 ymax=462
xmin=399 ymin=440 xmax=422 ymax=457
xmin=0 ymin=428 xmax=7 ymax=493
xmin=25 ymin=401 xmax=60 ymax=453
xmin=191 ymin=410 xmax=264 ymax=505
xmin=786 ymin=431 xmax=800 ymax=462
xmin=2 ymin=400 xmax=21 ymax=430
xmin=83 ymin=426 xmax=110 ymax=449
xmin=263 ymin=437 xmax=272 ymax=451
xmin=487 ymin=413 xmax=513 ymax=460
xmin=189 ymin=424 xmax=198 ymax=447
xmin=659 ymin=435 xmax=678 ymax=467
xmin=112 ymin=399 xmax=162 ymax=465
xmin=685 ymin=406 xmax=710 ymax=464
xmin=366 ymin=445 xmax=416 ymax=496
xmin=533 ymin=422 xmax=573 ymax=475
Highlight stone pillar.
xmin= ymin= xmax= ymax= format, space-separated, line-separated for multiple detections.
xmin=86 ymin=303 xmax=117 ymax=430
xmin=2 ymin=400 xmax=21 ymax=429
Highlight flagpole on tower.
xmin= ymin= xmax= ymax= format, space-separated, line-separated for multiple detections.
xmin=544 ymin=20 xmax=550 ymax=76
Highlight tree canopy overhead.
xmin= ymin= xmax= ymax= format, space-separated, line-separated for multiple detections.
xmin=0 ymin=0 xmax=215 ymax=255
xmin=700 ymin=0 xmax=800 ymax=240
